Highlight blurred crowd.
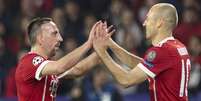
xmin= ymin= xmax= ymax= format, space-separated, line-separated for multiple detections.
xmin=0 ymin=0 xmax=201 ymax=100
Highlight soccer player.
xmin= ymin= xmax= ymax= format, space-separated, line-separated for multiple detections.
xmin=15 ymin=18 xmax=103 ymax=101
xmin=93 ymin=3 xmax=191 ymax=101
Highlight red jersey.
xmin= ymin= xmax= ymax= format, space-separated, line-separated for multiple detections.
xmin=138 ymin=37 xmax=191 ymax=101
xmin=15 ymin=52 xmax=59 ymax=101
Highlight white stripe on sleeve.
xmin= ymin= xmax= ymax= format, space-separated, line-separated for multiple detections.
xmin=137 ymin=63 xmax=156 ymax=78
xmin=35 ymin=60 xmax=51 ymax=80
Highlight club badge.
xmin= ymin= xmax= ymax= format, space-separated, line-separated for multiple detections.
xmin=146 ymin=51 xmax=156 ymax=62
xmin=32 ymin=56 xmax=44 ymax=66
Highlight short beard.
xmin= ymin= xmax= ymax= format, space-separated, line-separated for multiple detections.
xmin=49 ymin=51 xmax=56 ymax=59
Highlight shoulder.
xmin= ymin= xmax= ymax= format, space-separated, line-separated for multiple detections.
xmin=164 ymin=39 xmax=188 ymax=55
xmin=146 ymin=46 xmax=167 ymax=56
xmin=144 ymin=47 xmax=162 ymax=62
xmin=163 ymin=39 xmax=186 ymax=49
xmin=144 ymin=45 xmax=172 ymax=62
xmin=18 ymin=53 xmax=46 ymax=68
xmin=151 ymin=39 xmax=183 ymax=55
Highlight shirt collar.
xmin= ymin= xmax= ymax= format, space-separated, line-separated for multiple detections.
xmin=154 ymin=36 xmax=175 ymax=47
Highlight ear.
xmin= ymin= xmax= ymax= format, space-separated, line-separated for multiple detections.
xmin=156 ymin=18 xmax=163 ymax=28
xmin=37 ymin=32 xmax=43 ymax=45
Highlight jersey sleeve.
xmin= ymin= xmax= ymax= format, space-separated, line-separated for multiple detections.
xmin=137 ymin=47 xmax=172 ymax=78
xmin=22 ymin=54 xmax=51 ymax=81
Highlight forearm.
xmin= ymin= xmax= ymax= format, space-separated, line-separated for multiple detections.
xmin=42 ymin=42 xmax=92 ymax=76
xmin=58 ymin=52 xmax=100 ymax=79
xmin=57 ymin=41 xmax=91 ymax=70
xmin=108 ymin=39 xmax=142 ymax=68
xmin=97 ymin=49 xmax=131 ymax=87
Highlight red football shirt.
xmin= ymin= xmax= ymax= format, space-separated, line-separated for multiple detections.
xmin=138 ymin=37 xmax=191 ymax=101
xmin=15 ymin=52 xmax=59 ymax=101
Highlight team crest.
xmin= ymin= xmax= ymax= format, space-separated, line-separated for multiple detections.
xmin=146 ymin=51 xmax=156 ymax=62
xmin=32 ymin=56 xmax=44 ymax=66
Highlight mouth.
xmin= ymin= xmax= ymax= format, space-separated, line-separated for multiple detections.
xmin=55 ymin=43 xmax=60 ymax=49
xmin=56 ymin=42 xmax=61 ymax=46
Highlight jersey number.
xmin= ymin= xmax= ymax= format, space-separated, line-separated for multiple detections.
xmin=179 ymin=59 xmax=190 ymax=97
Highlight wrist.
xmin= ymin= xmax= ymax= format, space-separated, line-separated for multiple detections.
xmin=93 ymin=52 xmax=102 ymax=64
xmin=96 ymin=47 xmax=106 ymax=56
xmin=108 ymin=39 xmax=114 ymax=48
xmin=85 ymin=40 xmax=92 ymax=49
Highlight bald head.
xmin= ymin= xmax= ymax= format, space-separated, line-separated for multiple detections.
xmin=150 ymin=3 xmax=178 ymax=30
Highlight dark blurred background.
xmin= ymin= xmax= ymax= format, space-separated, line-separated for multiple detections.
xmin=0 ymin=0 xmax=201 ymax=101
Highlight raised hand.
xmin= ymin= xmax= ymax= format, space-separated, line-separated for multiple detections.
xmin=93 ymin=21 xmax=115 ymax=52
xmin=87 ymin=21 xmax=101 ymax=47
xmin=103 ymin=21 xmax=115 ymax=39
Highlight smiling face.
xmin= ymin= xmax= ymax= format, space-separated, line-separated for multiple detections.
xmin=39 ymin=21 xmax=63 ymax=58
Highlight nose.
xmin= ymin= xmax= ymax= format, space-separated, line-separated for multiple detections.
xmin=58 ymin=33 xmax=63 ymax=42
xmin=143 ymin=20 xmax=146 ymax=27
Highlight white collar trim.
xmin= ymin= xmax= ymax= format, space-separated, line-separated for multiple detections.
xmin=154 ymin=36 xmax=175 ymax=47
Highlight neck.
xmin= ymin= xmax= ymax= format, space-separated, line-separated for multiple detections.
xmin=31 ymin=45 xmax=49 ymax=59
xmin=152 ymin=31 xmax=172 ymax=46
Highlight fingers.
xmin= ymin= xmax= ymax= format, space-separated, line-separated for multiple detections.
xmin=94 ymin=20 xmax=115 ymax=40
xmin=100 ymin=22 xmax=106 ymax=38
xmin=91 ymin=21 xmax=101 ymax=40
xmin=94 ymin=21 xmax=102 ymax=39
xmin=90 ymin=21 xmax=101 ymax=36
xmin=105 ymin=24 xmax=115 ymax=38
xmin=107 ymin=25 xmax=113 ymax=33
xmin=103 ymin=21 xmax=107 ymax=33
xmin=103 ymin=21 xmax=107 ymax=28
xmin=92 ymin=21 xmax=101 ymax=31
xmin=107 ymin=29 xmax=116 ymax=38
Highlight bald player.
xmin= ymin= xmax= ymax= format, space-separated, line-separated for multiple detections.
xmin=93 ymin=3 xmax=191 ymax=101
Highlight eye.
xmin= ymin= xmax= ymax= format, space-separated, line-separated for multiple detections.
xmin=52 ymin=31 xmax=57 ymax=36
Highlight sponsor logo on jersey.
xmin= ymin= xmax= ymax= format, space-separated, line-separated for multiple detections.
xmin=32 ymin=56 xmax=44 ymax=66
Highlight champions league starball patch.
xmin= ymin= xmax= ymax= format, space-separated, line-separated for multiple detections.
xmin=32 ymin=56 xmax=44 ymax=66
xmin=146 ymin=51 xmax=156 ymax=62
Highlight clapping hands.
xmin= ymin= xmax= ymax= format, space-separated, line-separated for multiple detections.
xmin=92 ymin=21 xmax=115 ymax=53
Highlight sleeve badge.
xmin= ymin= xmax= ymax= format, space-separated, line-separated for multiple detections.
xmin=146 ymin=51 xmax=156 ymax=62
xmin=32 ymin=56 xmax=44 ymax=66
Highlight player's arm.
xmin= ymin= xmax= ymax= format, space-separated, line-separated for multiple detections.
xmin=41 ymin=41 xmax=91 ymax=75
xmin=57 ymin=52 xmax=101 ymax=79
xmin=108 ymin=38 xmax=142 ymax=68
xmin=40 ymin=21 xmax=101 ymax=77
xmin=93 ymin=22 xmax=147 ymax=87
xmin=96 ymin=49 xmax=148 ymax=88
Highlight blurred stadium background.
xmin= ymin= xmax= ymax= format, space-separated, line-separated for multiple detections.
xmin=0 ymin=0 xmax=201 ymax=101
